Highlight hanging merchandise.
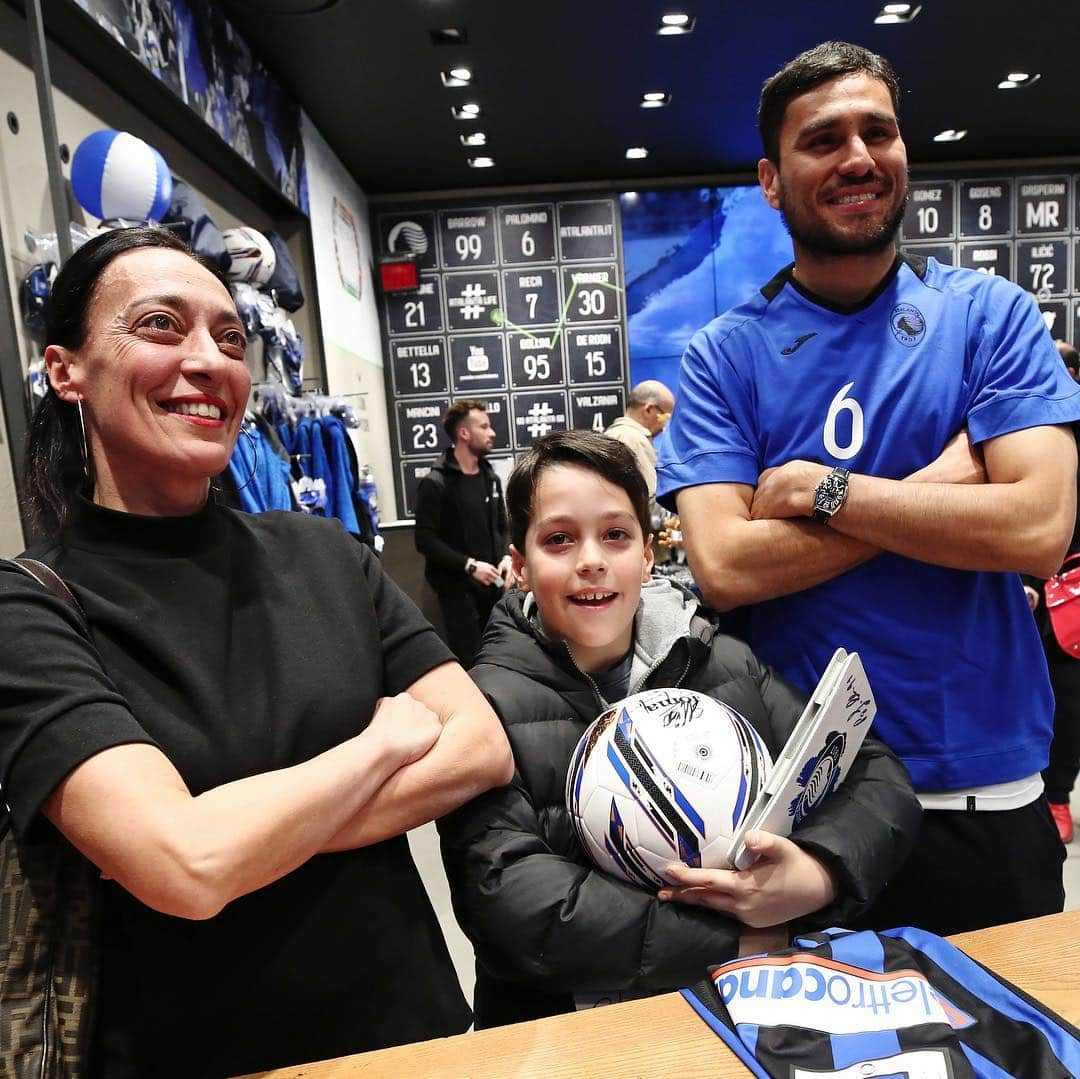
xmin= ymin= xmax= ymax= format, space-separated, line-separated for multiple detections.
xmin=222 ymin=225 xmax=276 ymax=287
xmin=25 ymin=355 xmax=48 ymax=406
xmin=357 ymin=464 xmax=383 ymax=556
xmin=162 ymin=178 xmax=231 ymax=270
xmin=230 ymin=281 xmax=265 ymax=337
xmin=259 ymin=306 xmax=304 ymax=393
xmin=70 ymin=129 xmax=173 ymax=223
xmin=226 ymin=417 xmax=294 ymax=514
xmin=18 ymin=263 xmax=55 ymax=332
xmin=264 ymin=230 xmax=305 ymax=311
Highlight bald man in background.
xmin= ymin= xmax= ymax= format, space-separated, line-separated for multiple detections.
xmin=604 ymin=380 xmax=676 ymax=503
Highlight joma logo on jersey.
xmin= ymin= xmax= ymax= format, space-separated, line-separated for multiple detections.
xmin=891 ymin=303 xmax=926 ymax=347
xmin=713 ymin=957 xmax=974 ymax=1034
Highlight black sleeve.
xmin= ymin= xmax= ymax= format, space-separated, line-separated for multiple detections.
xmin=493 ymin=474 xmax=509 ymax=555
xmin=749 ymin=657 xmax=922 ymax=926
xmin=438 ymin=682 xmax=743 ymax=997
xmin=357 ymin=540 xmax=454 ymax=692
xmin=413 ymin=473 xmax=469 ymax=574
xmin=0 ymin=562 xmax=158 ymax=839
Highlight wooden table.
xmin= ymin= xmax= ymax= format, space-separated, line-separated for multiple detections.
xmin=246 ymin=910 xmax=1080 ymax=1078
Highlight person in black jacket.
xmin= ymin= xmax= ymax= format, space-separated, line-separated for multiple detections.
xmin=439 ymin=431 xmax=921 ymax=1029
xmin=414 ymin=399 xmax=511 ymax=664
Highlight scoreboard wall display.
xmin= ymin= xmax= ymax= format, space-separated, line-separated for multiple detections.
xmin=377 ymin=196 xmax=628 ymax=519
xmin=898 ymin=167 xmax=1080 ymax=345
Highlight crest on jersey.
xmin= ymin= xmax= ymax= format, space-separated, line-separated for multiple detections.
xmin=891 ymin=303 xmax=926 ymax=347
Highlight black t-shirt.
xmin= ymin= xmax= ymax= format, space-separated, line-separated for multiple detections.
xmin=0 ymin=497 xmax=469 ymax=1077
xmin=457 ymin=470 xmax=497 ymax=566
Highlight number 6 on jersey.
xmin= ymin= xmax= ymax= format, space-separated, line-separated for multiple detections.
xmin=823 ymin=382 xmax=864 ymax=461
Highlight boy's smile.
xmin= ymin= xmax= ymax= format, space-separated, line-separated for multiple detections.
xmin=512 ymin=463 xmax=653 ymax=674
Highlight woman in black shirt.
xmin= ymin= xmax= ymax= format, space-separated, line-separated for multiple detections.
xmin=0 ymin=227 xmax=512 ymax=1076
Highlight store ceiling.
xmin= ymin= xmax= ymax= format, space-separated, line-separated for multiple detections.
xmin=221 ymin=0 xmax=1080 ymax=197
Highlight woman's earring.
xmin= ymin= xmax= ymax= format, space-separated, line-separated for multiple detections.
xmin=235 ymin=425 xmax=259 ymax=490
xmin=75 ymin=397 xmax=90 ymax=478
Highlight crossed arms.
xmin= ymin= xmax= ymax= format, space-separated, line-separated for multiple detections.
xmin=677 ymin=424 xmax=1078 ymax=612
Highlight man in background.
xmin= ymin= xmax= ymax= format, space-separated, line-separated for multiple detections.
xmin=604 ymin=380 xmax=676 ymax=508
xmin=415 ymin=400 xmax=511 ymax=665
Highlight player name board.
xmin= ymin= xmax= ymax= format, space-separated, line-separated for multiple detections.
xmin=378 ymin=195 xmax=628 ymax=518
xmin=900 ymin=169 xmax=1079 ymax=349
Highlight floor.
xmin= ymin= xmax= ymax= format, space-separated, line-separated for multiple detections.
xmin=409 ymin=794 xmax=1080 ymax=1010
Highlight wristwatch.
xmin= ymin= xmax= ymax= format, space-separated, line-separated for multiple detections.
xmin=812 ymin=466 xmax=850 ymax=524
xmin=465 ymin=557 xmax=477 ymax=575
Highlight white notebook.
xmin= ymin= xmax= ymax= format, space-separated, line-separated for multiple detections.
xmin=728 ymin=648 xmax=876 ymax=871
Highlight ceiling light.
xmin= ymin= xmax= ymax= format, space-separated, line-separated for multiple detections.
xmin=998 ymin=72 xmax=1041 ymax=89
xmin=873 ymin=3 xmax=921 ymax=23
xmin=468 ymin=156 xmax=494 ymax=168
xmin=658 ymin=13 xmax=695 ymax=34
xmin=460 ymin=131 xmax=486 ymax=147
xmin=441 ymin=67 xmax=472 ymax=87
xmin=641 ymin=91 xmax=671 ymax=108
xmin=451 ymin=103 xmax=481 ymax=119
xmin=625 ymin=146 xmax=649 ymax=159
xmin=430 ymin=27 xmax=467 ymax=46
xmin=932 ymin=129 xmax=967 ymax=142
xmin=621 ymin=191 xmax=639 ymax=203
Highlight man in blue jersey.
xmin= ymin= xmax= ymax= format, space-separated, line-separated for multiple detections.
xmin=657 ymin=41 xmax=1080 ymax=936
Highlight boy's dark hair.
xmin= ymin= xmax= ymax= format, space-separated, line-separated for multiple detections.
xmin=507 ymin=430 xmax=651 ymax=551
xmin=758 ymin=41 xmax=902 ymax=163
xmin=443 ymin=399 xmax=487 ymax=441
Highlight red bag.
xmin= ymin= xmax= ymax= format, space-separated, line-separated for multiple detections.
xmin=1044 ymin=553 xmax=1080 ymax=658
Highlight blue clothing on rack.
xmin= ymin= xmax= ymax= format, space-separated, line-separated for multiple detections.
xmin=227 ymin=425 xmax=293 ymax=513
xmin=319 ymin=415 xmax=361 ymax=535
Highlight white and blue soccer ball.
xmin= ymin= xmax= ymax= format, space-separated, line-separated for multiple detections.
xmin=70 ymin=129 xmax=172 ymax=223
xmin=566 ymin=689 xmax=773 ymax=889
xmin=221 ymin=226 xmax=276 ymax=287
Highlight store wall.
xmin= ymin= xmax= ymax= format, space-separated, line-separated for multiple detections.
xmin=301 ymin=115 xmax=396 ymax=519
xmin=0 ymin=4 xmax=333 ymax=554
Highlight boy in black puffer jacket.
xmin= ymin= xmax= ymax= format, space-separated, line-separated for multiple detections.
xmin=438 ymin=431 xmax=920 ymax=1029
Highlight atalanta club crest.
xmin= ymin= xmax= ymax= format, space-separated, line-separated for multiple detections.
xmin=890 ymin=303 xmax=926 ymax=347
xmin=788 ymin=730 xmax=846 ymax=823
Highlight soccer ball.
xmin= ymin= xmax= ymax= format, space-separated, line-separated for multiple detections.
xmin=222 ymin=226 xmax=276 ymax=286
xmin=566 ymin=689 xmax=773 ymax=889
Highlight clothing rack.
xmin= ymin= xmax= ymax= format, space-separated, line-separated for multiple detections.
xmin=250 ymin=381 xmax=362 ymax=428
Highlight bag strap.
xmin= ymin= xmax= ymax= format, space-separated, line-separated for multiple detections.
xmin=8 ymin=556 xmax=86 ymax=623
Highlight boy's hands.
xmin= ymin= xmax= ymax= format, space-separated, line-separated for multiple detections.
xmin=657 ymin=831 xmax=838 ymax=928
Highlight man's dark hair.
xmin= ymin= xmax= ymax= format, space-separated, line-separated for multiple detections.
xmin=506 ymin=430 xmax=650 ymax=551
xmin=758 ymin=41 xmax=902 ymax=163
xmin=1055 ymin=340 xmax=1079 ymax=376
xmin=23 ymin=226 xmax=230 ymax=537
xmin=443 ymin=399 xmax=487 ymax=441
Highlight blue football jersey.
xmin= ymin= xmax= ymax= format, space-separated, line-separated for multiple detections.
xmin=657 ymin=256 xmax=1080 ymax=790
xmin=682 ymin=926 xmax=1080 ymax=1078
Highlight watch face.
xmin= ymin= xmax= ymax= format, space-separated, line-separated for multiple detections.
xmin=816 ymin=474 xmax=847 ymax=512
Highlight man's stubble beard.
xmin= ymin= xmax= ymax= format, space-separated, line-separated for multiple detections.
xmin=779 ymin=178 xmax=910 ymax=258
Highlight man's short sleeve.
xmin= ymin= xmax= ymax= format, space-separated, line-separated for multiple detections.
xmin=966 ymin=281 xmax=1080 ymax=444
xmin=656 ymin=326 xmax=761 ymax=511
xmin=358 ymin=543 xmax=455 ymax=693
xmin=0 ymin=564 xmax=156 ymax=839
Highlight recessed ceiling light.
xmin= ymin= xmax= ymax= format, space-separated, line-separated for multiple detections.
xmin=641 ymin=91 xmax=671 ymax=108
xmin=998 ymin=71 xmax=1041 ymax=89
xmin=625 ymin=146 xmax=649 ymax=159
xmin=468 ymin=156 xmax=494 ymax=168
xmin=622 ymin=191 xmax=640 ymax=203
xmin=873 ymin=3 xmax=921 ymax=23
xmin=451 ymin=103 xmax=481 ymax=119
xmin=658 ymin=13 xmax=695 ymax=34
xmin=460 ymin=131 xmax=487 ymax=147
xmin=441 ymin=67 xmax=472 ymax=87
xmin=430 ymin=27 xmax=467 ymax=46
xmin=932 ymin=129 xmax=967 ymax=142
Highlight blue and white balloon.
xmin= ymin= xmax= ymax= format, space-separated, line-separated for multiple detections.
xmin=70 ymin=130 xmax=172 ymax=223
